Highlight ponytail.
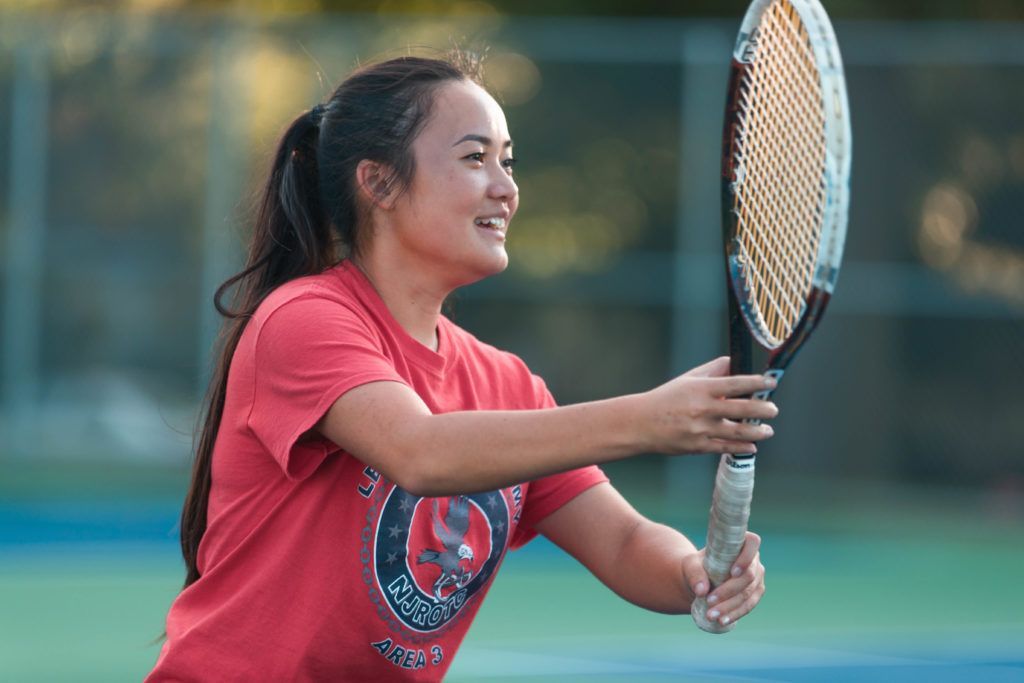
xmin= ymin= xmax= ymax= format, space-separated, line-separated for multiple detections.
xmin=179 ymin=53 xmax=483 ymax=589
xmin=180 ymin=105 xmax=334 ymax=588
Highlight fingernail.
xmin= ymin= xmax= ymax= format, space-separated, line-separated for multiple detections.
xmin=695 ymin=581 xmax=707 ymax=595
xmin=765 ymin=377 xmax=777 ymax=388
xmin=707 ymin=594 xmax=718 ymax=605
xmin=763 ymin=425 xmax=774 ymax=436
xmin=721 ymin=616 xmax=731 ymax=625
xmin=731 ymin=566 xmax=742 ymax=577
xmin=708 ymin=609 xmax=720 ymax=619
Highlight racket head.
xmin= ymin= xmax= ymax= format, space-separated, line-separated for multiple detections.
xmin=722 ymin=0 xmax=851 ymax=371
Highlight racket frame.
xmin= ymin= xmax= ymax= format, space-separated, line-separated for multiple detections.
xmin=691 ymin=0 xmax=851 ymax=634
xmin=724 ymin=0 xmax=850 ymax=374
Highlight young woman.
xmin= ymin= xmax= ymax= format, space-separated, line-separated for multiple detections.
xmin=147 ymin=53 xmax=777 ymax=682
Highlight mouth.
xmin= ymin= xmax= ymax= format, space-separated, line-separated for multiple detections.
xmin=474 ymin=216 xmax=507 ymax=231
xmin=474 ymin=216 xmax=508 ymax=240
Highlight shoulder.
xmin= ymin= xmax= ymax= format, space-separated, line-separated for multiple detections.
xmin=444 ymin=320 xmax=532 ymax=374
xmin=255 ymin=264 xmax=364 ymax=321
xmin=256 ymin=269 xmax=349 ymax=320
xmin=247 ymin=267 xmax=380 ymax=349
xmin=443 ymin=319 xmax=553 ymax=406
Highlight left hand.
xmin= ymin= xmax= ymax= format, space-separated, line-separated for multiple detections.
xmin=681 ymin=532 xmax=765 ymax=628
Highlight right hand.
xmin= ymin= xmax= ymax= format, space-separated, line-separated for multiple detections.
xmin=637 ymin=356 xmax=778 ymax=455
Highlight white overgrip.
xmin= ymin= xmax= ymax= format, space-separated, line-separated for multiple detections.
xmin=691 ymin=453 xmax=756 ymax=634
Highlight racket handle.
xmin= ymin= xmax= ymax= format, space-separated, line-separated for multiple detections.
xmin=691 ymin=453 xmax=755 ymax=634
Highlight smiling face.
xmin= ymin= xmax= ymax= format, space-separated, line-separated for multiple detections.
xmin=384 ymin=79 xmax=519 ymax=289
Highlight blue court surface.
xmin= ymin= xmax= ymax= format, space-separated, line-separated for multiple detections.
xmin=1 ymin=476 xmax=1022 ymax=682
xmin=446 ymin=532 xmax=1024 ymax=682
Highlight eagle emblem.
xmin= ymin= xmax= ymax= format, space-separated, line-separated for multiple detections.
xmin=371 ymin=487 xmax=513 ymax=633
xmin=417 ymin=496 xmax=475 ymax=602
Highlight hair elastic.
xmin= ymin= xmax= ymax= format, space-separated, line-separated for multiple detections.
xmin=308 ymin=103 xmax=327 ymax=126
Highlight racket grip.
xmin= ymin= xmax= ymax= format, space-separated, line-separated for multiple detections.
xmin=691 ymin=453 xmax=755 ymax=634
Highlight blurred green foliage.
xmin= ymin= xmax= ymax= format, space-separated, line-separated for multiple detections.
xmin=0 ymin=7 xmax=1022 ymax=489
xmin=2 ymin=0 xmax=1024 ymax=20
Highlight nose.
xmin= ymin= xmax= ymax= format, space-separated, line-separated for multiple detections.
xmin=488 ymin=167 xmax=518 ymax=203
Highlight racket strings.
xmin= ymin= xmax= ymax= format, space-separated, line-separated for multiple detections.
xmin=732 ymin=0 xmax=827 ymax=345
xmin=741 ymin=7 xmax=822 ymax=335
xmin=742 ymin=4 xmax=824 ymax=338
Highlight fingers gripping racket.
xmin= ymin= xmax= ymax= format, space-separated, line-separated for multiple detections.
xmin=690 ymin=0 xmax=851 ymax=634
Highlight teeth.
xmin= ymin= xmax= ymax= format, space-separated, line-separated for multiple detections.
xmin=475 ymin=217 xmax=506 ymax=229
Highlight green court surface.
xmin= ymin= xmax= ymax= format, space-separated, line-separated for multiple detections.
xmin=1 ymin=468 xmax=1022 ymax=681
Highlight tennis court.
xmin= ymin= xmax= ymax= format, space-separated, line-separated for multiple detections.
xmin=2 ymin=466 xmax=1021 ymax=682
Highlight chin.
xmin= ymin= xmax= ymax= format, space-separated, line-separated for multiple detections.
xmin=486 ymin=250 xmax=510 ymax=277
xmin=490 ymin=251 xmax=510 ymax=274
xmin=455 ymin=251 xmax=509 ymax=288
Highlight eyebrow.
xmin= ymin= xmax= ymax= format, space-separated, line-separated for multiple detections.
xmin=452 ymin=134 xmax=513 ymax=149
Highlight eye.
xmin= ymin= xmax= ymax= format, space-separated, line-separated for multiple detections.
xmin=464 ymin=152 xmax=485 ymax=163
xmin=501 ymin=157 xmax=517 ymax=172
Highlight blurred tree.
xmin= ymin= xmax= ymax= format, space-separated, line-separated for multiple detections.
xmin=2 ymin=0 xmax=1024 ymax=20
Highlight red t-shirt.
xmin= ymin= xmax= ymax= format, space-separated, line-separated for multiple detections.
xmin=147 ymin=261 xmax=607 ymax=682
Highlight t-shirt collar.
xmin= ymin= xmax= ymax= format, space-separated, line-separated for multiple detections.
xmin=335 ymin=260 xmax=452 ymax=376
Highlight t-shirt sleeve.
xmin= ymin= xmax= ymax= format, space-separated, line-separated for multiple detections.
xmin=510 ymin=375 xmax=609 ymax=549
xmin=248 ymin=294 xmax=407 ymax=480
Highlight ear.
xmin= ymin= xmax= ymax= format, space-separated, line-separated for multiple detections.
xmin=355 ymin=159 xmax=398 ymax=210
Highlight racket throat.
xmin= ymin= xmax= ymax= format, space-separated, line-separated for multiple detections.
xmin=727 ymin=368 xmax=783 ymax=467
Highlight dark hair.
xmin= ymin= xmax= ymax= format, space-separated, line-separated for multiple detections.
xmin=180 ymin=52 xmax=484 ymax=588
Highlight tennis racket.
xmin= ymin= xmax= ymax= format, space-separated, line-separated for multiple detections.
xmin=690 ymin=0 xmax=851 ymax=634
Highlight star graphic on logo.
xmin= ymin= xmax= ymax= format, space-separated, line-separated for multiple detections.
xmin=398 ymin=496 xmax=415 ymax=514
xmin=387 ymin=524 xmax=404 ymax=539
xmin=495 ymin=520 xmax=505 ymax=533
xmin=385 ymin=552 xmax=399 ymax=565
xmin=487 ymin=494 xmax=498 ymax=510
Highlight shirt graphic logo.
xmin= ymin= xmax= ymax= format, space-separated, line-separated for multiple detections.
xmin=369 ymin=487 xmax=510 ymax=636
xmin=416 ymin=497 xmax=476 ymax=602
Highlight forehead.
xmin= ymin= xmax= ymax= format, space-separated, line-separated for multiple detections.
xmin=420 ymin=80 xmax=510 ymax=144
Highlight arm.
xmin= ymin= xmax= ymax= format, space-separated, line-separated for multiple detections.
xmin=534 ymin=482 xmax=765 ymax=625
xmin=316 ymin=357 xmax=778 ymax=497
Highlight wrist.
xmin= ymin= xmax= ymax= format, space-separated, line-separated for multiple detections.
xmin=607 ymin=392 xmax=650 ymax=457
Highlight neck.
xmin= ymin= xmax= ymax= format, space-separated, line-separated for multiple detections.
xmin=351 ymin=254 xmax=446 ymax=352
